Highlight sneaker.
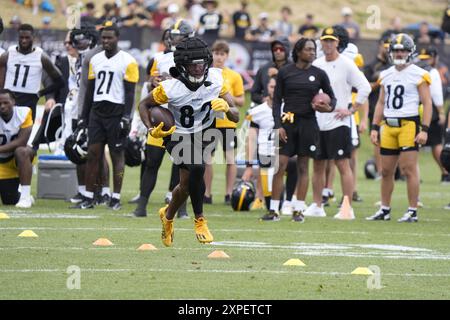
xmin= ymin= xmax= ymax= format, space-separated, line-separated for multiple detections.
xmin=97 ymin=193 xmax=111 ymax=206
xmin=15 ymin=195 xmax=34 ymax=209
xmin=352 ymin=191 xmax=363 ymax=202
xmin=203 ymin=195 xmax=213 ymax=204
xmin=159 ymin=205 xmax=174 ymax=247
xmin=260 ymin=210 xmax=280 ymax=221
xmin=291 ymin=211 xmax=305 ymax=223
xmin=224 ymin=194 xmax=231 ymax=205
xmin=72 ymin=198 xmax=95 ymax=209
xmin=130 ymin=208 xmax=147 ymax=217
xmin=108 ymin=198 xmax=122 ymax=211
xmin=334 ymin=207 xmax=355 ymax=220
xmin=194 ymin=217 xmax=214 ymax=243
xmin=128 ymin=193 xmax=140 ymax=204
xmin=444 ymin=203 xmax=450 ymax=210
xmin=366 ymin=208 xmax=391 ymax=221
xmin=303 ymin=203 xmax=326 ymax=217
xmin=250 ymin=198 xmax=265 ymax=210
xmin=281 ymin=202 xmax=293 ymax=216
xmin=164 ymin=192 xmax=172 ymax=204
xmin=322 ymin=195 xmax=330 ymax=207
xmin=398 ymin=210 xmax=418 ymax=223
xmin=70 ymin=192 xmax=85 ymax=204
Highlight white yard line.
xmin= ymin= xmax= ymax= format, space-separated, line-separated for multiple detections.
xmin=0 ymin=267 xmax=450 ymax=278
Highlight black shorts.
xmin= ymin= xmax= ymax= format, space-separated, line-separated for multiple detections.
xmin=213 ymin=127 xmax=237 ymax=152
xmin=88 ymin=112 xmax=125 ymax=152
xmin=317 ymin=126 xmax=352 ymax=160
xmin=425 ymin=121 xmax=443 ymax=147
xmin=163 ymin=128 xmax=216 ymax=171
xmin=0 ymin=178 xmax=20 ymax=205
xmin=279 ymin=117 xmax=320 ymax=159
xmin=13 ymin=92 xmax=39 ymax=121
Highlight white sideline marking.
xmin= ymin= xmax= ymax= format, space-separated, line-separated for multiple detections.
xmin=1 ymin=268 xmax=450 ymax=278
xmin=1 ymin=226 xmax=450 ymax=238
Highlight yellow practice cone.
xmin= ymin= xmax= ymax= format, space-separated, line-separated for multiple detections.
xmin=18 ymin=230 xmax=38 ymax=237
xmin=0 ymin=212 xmax=10 ymax=219
xmin=283 ymin=258 xmax=306 ymax=266
xmin=207 ymin=250 xmax=230 ymax=259
xmin=92 ymin=238 xmax=113 ymax=246
xmin=137 ymin=243 xmax=158 ymax=251
xmin=351 ymin=267 xmax=374 ymax=275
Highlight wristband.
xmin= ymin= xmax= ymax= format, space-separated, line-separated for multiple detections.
xmin=371 ymin=124 xmax=380 ymax=131
xmin=421 ymin=125 xmax=429 ymax=133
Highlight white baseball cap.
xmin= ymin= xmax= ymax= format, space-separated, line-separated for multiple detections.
xmin=259 ymin=12 xmax=269 ymax=20
xmin=341 ymin=7 xmax=353 ymax=16
xmin=168 ymin=4 xmax=179 ymax=14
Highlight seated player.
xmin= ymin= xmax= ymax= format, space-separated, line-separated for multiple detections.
xmin=0 ymin=89 xmax=35 ymax=208
xmin=139 ymin=37 xmax=239 ymax=246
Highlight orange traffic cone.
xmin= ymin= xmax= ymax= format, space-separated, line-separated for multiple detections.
xmin=335 ymin=195 xmax=355 ymax=220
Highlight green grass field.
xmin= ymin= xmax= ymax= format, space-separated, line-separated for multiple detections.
xmin=1 ymin=101 xmax=450 ymax=300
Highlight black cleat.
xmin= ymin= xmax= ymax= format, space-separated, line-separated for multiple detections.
xmin=108 ymin=198 xmax=122 ymax=211
xmin=366 ymin=208 xmax=391 ymax=221
xmin=398 ymin=210 xmax=418 ymax=223
xmin=291 ymin=211 xmax=305 ymax=223
xmin=224 ymin=194 xmax=231 ymax=205
xmin=128 ymin=194 xmax=140 ymax=204
xmin=352 ymin=191 xmax=363 ymax=202
xmin=260 ymin=210 xmax=280 ymax=221
xmin=72 ymin=198 xmax=95 ymax=209
xmin=203 ymin=195 xmax=213 ymax=204
xmin=96 ymin=193 xmax=111 ymax=206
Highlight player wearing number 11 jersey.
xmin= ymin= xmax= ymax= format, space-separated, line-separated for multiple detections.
xmin=368 ymin=33 xmax=432 ymax=223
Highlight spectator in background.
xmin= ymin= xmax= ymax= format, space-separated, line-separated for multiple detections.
xmin=415 ymin=21 xmax=438 ymax=45
xmin=184 ymin=0 xmax=206 ymax=29
xmin=122 ymin=0 xmax=154 ymax=28
xmin=41 ymin=16 xmax=52 ymax=30
xmin=381 ymin=16 xmax=403 ymax=40
xmin=9 ymin=16 xmax=22 ymax=31
xmin=161 ymin=4 xmax=180 ymax=30
xmin=442 ymin=4 xmax=450 ymax=35
xmin=338 ymin=7 xmax=360 ymax=40
xmin=198 ymin=0 xmax=223 ymax=45
xmin=246 ymin=12 xmax=275 ymax=43
xmin=232 ymin=0 xmax=251 ymax=40
xmin=298 ymin=14 xmax=319 ymax=39
xmin=81 ymin=2 xmax=99 ymax=26
xmin=274 ymin=6 xmax=294 ymax=41
xmin=98 ymin=2 xmax=122 ymax=26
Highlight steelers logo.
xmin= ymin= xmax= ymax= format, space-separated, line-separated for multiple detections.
xmin=325 ymin=27 xmax=334 ymax=35
xmin=352 ymin=138 xmax=359 ymax=146
xmin=309 ymin=75 xmax=316 ymax=82
xmin=338 ymin=149 xmax=344 ymax=156
xmin=310 ymin=145 xmax=316 ymax=152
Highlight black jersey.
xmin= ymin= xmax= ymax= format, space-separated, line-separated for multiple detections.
xmin=273 ymin=63 xmax=336 ymax=128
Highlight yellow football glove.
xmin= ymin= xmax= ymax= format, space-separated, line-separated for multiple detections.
xmin=149 ymin=122 xmax=176 ymax=138
xmin=211 ymin=98 xmax=230 ymax=113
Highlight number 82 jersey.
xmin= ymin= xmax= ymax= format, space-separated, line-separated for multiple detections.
xmin=379 ymin=64 xmax=431 ymax=118
xmin=151 ymin=68 xmax=229 ymax=134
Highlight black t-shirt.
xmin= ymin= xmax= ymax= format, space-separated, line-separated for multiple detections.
xmin=199 ymin=12 xmax=223 ymax=36
xmin=233 ymin=10 xmax=251 ymax=38
xmin=272 ymin=63 xmax=337 ymax=128
xmin=363 ymin=56 xmax=390 ymax=119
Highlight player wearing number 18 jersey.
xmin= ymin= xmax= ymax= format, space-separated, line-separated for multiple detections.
xmin=368 ymin=33 xmax=432 ymax=223
xmin=139 ymin=37 xmax=239 ymax=246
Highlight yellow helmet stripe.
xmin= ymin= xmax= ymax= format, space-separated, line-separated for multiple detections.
xmin=237 ymin=187 xmax=248 ymax=211
xmin=397 ymin=34 xmax=403 ymax=45
xmin=173 ymin=19 xmax=182 ymax=31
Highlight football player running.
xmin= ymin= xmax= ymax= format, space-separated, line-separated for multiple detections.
xmin=139 ymin=37 xmax=239 ymax=246
xmin=368 ymin=34 xmax=432 ymax=223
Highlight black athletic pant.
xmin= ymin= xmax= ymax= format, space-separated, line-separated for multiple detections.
xmin=285 ymin=157 xmax=297 ymax=202
xmin=140 ymin=145 xmax=165 ymax=199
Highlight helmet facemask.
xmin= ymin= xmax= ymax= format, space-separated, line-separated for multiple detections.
xmin=388 ymin=34 xmax=416 ymax=66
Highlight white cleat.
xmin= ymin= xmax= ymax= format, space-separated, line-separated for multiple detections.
xmin=15 ymin=196 xmax=34 ymax=209
xmin=303 ymin=203 xmax=326 ymax=217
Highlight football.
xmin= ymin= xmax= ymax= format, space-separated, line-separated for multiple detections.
xmin=149 ymin=106 xmax=175 ymax=131
xmin=312 ymin=92 xmax=331 ymax=106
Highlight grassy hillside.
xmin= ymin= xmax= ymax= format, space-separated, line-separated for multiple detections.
xmin=0 ymin=0 xmax=446 ymax=39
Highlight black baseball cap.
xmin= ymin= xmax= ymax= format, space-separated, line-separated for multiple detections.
xmin=320 ymin=27 xmax=339 ymax=41
xmin=418 ymin=46 xmax=438 ymax=60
